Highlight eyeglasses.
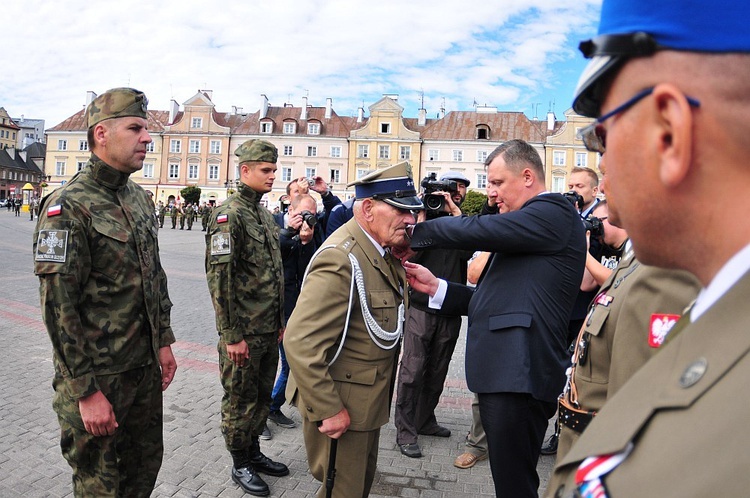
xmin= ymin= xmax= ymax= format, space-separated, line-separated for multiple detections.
xmin=580 ymin=87 xmax=701 ymax=154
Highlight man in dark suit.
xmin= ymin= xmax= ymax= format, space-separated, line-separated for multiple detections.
xmin=403 ymin=139 xmax=586 ymax=497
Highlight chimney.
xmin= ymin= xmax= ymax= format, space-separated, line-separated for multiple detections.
xmin=437 ymin=106 xmax=445 ymax=120
xmin=260 ymin=94 xmax=269 ymax=119
xmin=357 ymin=107 xmax=364 ymax=123
xmin=169 ymin=99 xmax=179 ymax=125
xmin=325 ymin=98 xmax=332 ymax=119
xmin=546 ymin=111 xmax=556 ymax=131
xmin=300 ymin=96 xmax=308 ymax=121
xmin=418 ymin=108 xmax=427 ymax=126
xmin=86 ymin=91 xmax=97 ymax=106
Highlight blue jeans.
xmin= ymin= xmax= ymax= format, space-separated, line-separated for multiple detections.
xmin=270 ymin=341 xmax=289 ymax=413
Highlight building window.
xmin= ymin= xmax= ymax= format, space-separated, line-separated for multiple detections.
xmin=282 ymin=167 xmax=292 ymax=182
xmin=307 ymin=146 xmax=317 ymax=157
xmin=55 ymin=160 xmax=66 ymax=176
xmin=79 ymin=140 xmax=88 ymax=151
xmin=552 ymin=175 xmax=566 ymax=193
xmin=209 ymin=164 xmax=219 ymax=180
xmin=283 ymin=145 xmax=294 ymax=156
xmin=453 ymin=149 xmax=463 ymax=162
xmin=260 ymin=121 xmax=273 ymax=133
xmin=477 ymin=150 xmax=488 ymax=163
xmin=191 ymin=117 xmax=203 ymax=129
xmin=170 ymin=139 xmax=181 ymax=153
xmin=357 ymin=144 xmax=369 ymax=158
xmin=189 ymin=139 xmax=200 ymax=154
xmin=77 ymin=161 xmax=86 ymax=172
xmin=330 ymin=146 xmax=342 ymax=158
xmin=58 ymin=139 xmax=67 ymax=151
xmin=575 ymin=152 xmax=587 ymax=167
xmin=146 ymin=142 xmax=155 ymax=152
xmin=168 ymin=163 xmax=179 ymax=179
xmin=142 ymin=163 xmax=154 ymax=178
xmin=476 ymin=126 xmax=490 ymax=140
xmin=308 ymin=123 xmax=320 ymax=135
xmin=210 ymin=140 xmax=221 ymax=154
xmin=428 ymin=149 xmax=439 ymax=161
xmin=553 ymin=151 xmax=565 ymax=166
xmin=305 ymin=167 xmax=317 ymax=179
xmin=283 ymin=122 xmax=296 ymax=134
xmin=380 ymin=122 xmax=391 ymax=134
xmin=476 ymin=173 xmax=487 ymax=189
xmin=399 ymin=146 xmax=411 ymax=160
xmin=357 ymin=168 xmax=369 ymax=179
xmin=379 ymin=145 xmax=390 ymax=159
xmin=188 ymin=163 xmax=199 ymax=180
xmin=330 ymin=169 xmax=340 ymax=183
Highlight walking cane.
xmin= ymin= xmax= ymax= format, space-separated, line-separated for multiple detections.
xmin=325 ymin=437 xmax=338 ymax=498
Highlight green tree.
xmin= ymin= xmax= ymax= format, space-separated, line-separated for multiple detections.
xmin=461 ymin=190 xmax=487 ymax=215
xmin=180 ymin=186 xmax=202 ymax=205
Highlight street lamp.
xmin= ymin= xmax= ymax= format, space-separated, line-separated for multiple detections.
xmin=224 ymin=179 xmax=237 ymax=198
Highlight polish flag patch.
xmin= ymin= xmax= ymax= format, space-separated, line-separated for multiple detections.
xmin=47 ymin=204 xmax=62 ymax=217
xmin=216 ymin=214 xmax=228 ymax=224
xmin=649 ymin=314 xmax=681 ymax=348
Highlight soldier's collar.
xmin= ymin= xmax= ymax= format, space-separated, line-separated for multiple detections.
xmin=238 ymin=182 xmax=263 ymax=203
xmin=89 ymin=155 xmax=130 ymax=190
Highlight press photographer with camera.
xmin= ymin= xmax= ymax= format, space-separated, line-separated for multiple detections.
xmin=581 ymin=201 xmax=628 ymax=287
xmin=395 ymin=171 xmax=474 ymax=458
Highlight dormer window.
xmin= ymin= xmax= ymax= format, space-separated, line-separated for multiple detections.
xmin=476 ymin=125 xmax=490 ymax=140
xmin=283 ymin=122 xmax=296 ymax=134
xmin=308 ymin=123 xmax=320 ymax=135
xmin=260 ymin=121 xmax=273 ymax=133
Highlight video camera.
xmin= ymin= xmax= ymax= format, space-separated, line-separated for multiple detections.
xmin=421 ymin=173 xmax=458 ymax=217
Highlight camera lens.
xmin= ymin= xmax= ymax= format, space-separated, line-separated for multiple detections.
xmin=425 ymin=194 xmax=443 ymax=211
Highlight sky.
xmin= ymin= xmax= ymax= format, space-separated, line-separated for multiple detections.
xmin=2 ymin=0 xmax=602 ymax=129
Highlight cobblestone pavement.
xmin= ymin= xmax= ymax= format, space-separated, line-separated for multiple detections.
xmin=0 ymin=211 xmax=555 ymax=497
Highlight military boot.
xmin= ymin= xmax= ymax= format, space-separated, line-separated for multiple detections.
xmin=249 ymin=436 xmax=290 ymax=476
xmin=230 ymin=449 xmax=269 ymax=496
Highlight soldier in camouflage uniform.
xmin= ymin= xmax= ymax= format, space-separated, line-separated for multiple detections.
xmin=157 ymin=200 xmax=166 ymax=228
xmin=185 ymin=203 xmax=194 ymax=230
xmin=200 ymin=202 xmax=211 ymax=232
xmin=33 ymin=87 xmax=177 ymax=497
xmin=170 ymin=202 xmax=178 ymax=229
xmin=178 ymin=202 xmax=186 ymax=229
xmin=205 ymin=139 xmax=289 ymax=497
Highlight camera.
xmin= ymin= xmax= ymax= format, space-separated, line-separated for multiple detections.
xmin=299 ymin=210 xmax=317 ymax=229
xmin=563 ymin=190 xmax=584 ymax=211
xmin=307 ymin=177 xmax=316 ymax=188
xmin=582 ymin=215 xmax=605 ymax=239
xmin=421 ymin=173 xmax=458 ymax=217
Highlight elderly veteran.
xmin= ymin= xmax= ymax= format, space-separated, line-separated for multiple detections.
xmin=33 ymin=87 xmax=177 ymax=497
xmin=548 ymin=0 xmax=750 ymax=496
xmin=285 ymin=161 xmax=423 ymax=498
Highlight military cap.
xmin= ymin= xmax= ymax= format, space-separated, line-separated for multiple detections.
xmin=574 ymin=0 xmax=750 ymax=117
xmin=348 ymin=161 xmax=424 ymax=210
xmin=440 ymin=170 xmax=471 ymax=187
xmin=86 ymin=87 xmax=148 ymax=128
xmin=235 ymin=139 xmax=278 ymax=164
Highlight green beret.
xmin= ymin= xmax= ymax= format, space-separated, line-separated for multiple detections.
xmin=86 ymin=88 xmax=148 ymax=128
xmin=235 ymin=139 xmax=278 ymax=164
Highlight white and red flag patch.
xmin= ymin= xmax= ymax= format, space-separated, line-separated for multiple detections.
xmin=217 ymin=214 xmax=228 ymax=224
xmin=47 ymin=204 xmax=62 ymax=217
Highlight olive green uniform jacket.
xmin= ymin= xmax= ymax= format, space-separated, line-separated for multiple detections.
xmin=548 ymin=269 xmax=750 ymax=497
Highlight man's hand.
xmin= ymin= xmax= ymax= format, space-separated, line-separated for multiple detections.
xmin=317 ymin=407 xmax=351 ymax=439
xmin=295 ymin=177 xmax=310 ymax=195
xmin=309 ymin=176 xmax=330 ymax=195
xmin=78 ymin=390 xmax=118 ymax=437
xmin=391 ymin=245 xmax=417 ymax=263
xmin=159 ymin=346 xmax=177 ymax=391
xmin=402 ymin=260 xmax=440 ymax=296
xmin=226 ymin=340 xmax=250 ymax=367
xmin=287 ymin=212 xmax=304 ymax=231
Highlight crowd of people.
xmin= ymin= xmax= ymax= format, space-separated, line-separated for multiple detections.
xmin=32 ymin=1 xmax=750 ymax=496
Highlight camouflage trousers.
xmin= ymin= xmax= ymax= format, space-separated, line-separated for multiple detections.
xmin=53 ymin=362 xmax=164 ymax=498
xmin=218 ymin=333 xmax=279 ymax=451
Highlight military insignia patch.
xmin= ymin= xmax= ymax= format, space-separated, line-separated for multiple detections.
xmin=47 ymin=204 xmax=62 ymax=217
xmin=217 ymin=214 xmax=228 ymax=224
xmin=211 ymin=233 xmax=231 ymax=255
xmin=649 ymin=313 xmax=681 ymax=348
xmin=36 ymin=230 xmax=69 ymax=262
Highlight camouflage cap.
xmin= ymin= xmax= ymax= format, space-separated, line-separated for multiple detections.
xmin=86 ymin=87 xmax=149 ymax=128
xmin=235 ymin=139 xmax=278 ymax=164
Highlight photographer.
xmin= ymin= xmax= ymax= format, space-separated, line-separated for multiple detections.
xmin=582 ymin=201 xmax=628 ymax=286
xmin=273 ymin=176 xmax=342 ymax=245
xmin=395 ymin=171 xmax=473 ymax=458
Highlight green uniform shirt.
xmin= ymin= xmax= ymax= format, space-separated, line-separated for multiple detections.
xmin=33 ymin=155 xmax=175 ymax=400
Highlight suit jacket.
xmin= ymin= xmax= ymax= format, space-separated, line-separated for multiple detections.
xmin=411 ymin=193 xmax=586 ymax=402
xmin=549 ymin=269 xmax=750 ymax=497
xmin=285 ymin=217 xmax=406 ymax=431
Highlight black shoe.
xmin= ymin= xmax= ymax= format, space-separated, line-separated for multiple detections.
xmin=418 ymin=425 xmax=451 ymax=438
xmin=231 ymin=466 xmax=269 ymax=496
xmin=399 ymin=443 xmax=422 ymax=458
xmin=249 ymin=451 xmax=290 ymax=477
xmin=268 ymin=410 xmax=296 ymax=428
xmin=260 ymin=423 xmax=272 ymax=440
xmin=541 ymin=434 xmax=558 ymax=455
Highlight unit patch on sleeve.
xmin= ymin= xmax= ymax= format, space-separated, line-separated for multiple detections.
xmin=35 ymin=230 xmax=69 ymax=262
xmin=211 ymin=232 xmax=231 ymax=255
xmin=649 ymin=313 xmax=681 ymax=348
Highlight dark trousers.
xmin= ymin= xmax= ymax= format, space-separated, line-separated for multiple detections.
xmin=479 ymin=392 xmax=557 ymax=498
xmin=394 ymin=307 xmax=461 ymax=444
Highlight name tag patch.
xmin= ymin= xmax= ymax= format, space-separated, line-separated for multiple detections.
xmin=36 ymin=230 xmax=69 ymax=262
xmin=211 ymin=233 xmax=231 ymax=255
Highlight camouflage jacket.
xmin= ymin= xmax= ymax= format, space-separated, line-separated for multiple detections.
xmin=205 ymin=183 xmax=284 ymax=343
xmin=33 ymin=155 xmax=175 ymax=400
